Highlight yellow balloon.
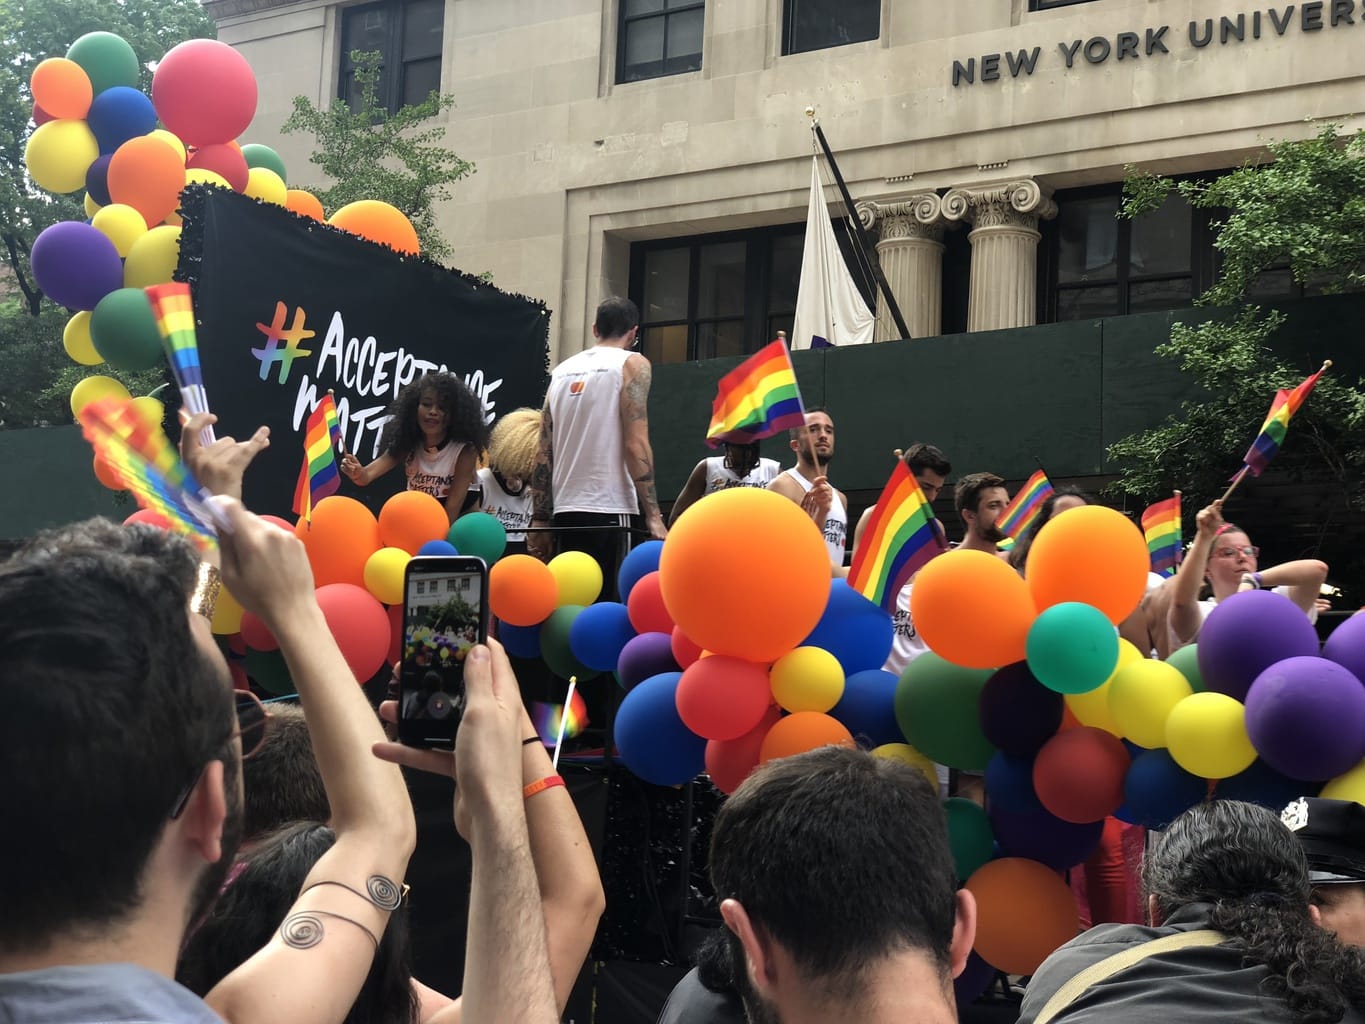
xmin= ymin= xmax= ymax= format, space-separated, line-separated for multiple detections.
xmin=244 ymin=166 xmax=287 ymax=206
xmin=69 ymin=374 xmax=131 ymax=418
xmin=211 ymin=584 xmax=246 ymax=635
xmin=1321 ymin=759 xmax=1365 ymax=804
xmin=123 ymin=225 xmax=181 ymax=288
xmin=364 ymin=547 xmax=411 ymax=605
xmin=63 ymin=311 xmax=101 ymax=366
xmin=24 ymin=119 xmax=99 ymax=194
xmin=548 ymin=550 xmax=603 ymax=607
xmin=130 ymin=395 xmax=164 ymax=428
xmin=770 ymin=645 xmax=844 ymax=713
xmin=1065 ymin=638 xmax=1140 ymax=735
xmin=147 ymin=128 xmax=187 ymax=162
xmin=84 ymin=192 xmax=102 ymax=218
xmin=1165 ymin=692 xmax=1257 ymax=780
xmin=1108 ymin=658 xmax=1192 ymax=749
xmin=871 ymin=742 xmax=940 ymax=791
xmin=91 ymin=202 xmax=148 ymax=258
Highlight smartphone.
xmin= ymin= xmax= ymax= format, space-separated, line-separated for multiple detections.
xmin=399 ymin=555 xmax=490 ymax=749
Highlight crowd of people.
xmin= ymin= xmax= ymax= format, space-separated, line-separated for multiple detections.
xmin=2 ymin=294 xmax=1360 ymax=1024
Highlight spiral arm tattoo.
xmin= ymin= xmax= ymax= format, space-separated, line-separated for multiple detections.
xmin=367 ymin=875 xmax=402 ymax=910
xmin=280 ymin=912 xmax=325 ymax=949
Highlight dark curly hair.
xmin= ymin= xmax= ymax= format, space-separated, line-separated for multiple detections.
xmin=379 ymin=373 xmax=489 ymax=461
xmin=1144 ymin=800 xmax=1365 ymax=1024
xmin=1008 ymin=486 xmax=1093 ymax=571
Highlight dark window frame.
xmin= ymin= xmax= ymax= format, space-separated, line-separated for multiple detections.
xmin=782 ymin=0 xmax=880 ymax=56
xmin=1028 ymin=0 xmax=1102 ymax=10
xmin=616 ymin=0 xmax=706 ymax=84
xmin=338 ymin=0 xmax=444 ymax=116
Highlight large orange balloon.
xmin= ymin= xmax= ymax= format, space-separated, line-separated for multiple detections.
xmin=489 ymin=554 xmax=558 ymax=627
xmin=758 ymin=711 xmax=854 ymax=764
xmin=965 ymin=858 xmax=1079 ymax=975
xmin=108 ymin=136 xmax=186 ymax=228
xmin=30 ymin=58 xmax=92 ymax=120
xmin=910 ymin=550 xmax=1036 ymax=669
xmin=286 ymin=189 xmax=324 ymax=221
xmin=295 ymin=496 xmax=380 ymax=588
xmin=378 ymin=490 xmax=448 ymax=554
xmin=1026 ymin=505 xmax=1149 ymax=624
xmin=328 ymin=200 xmax=420 ymax=255
xmin=658 ymin=488 xmax=830 ymax=663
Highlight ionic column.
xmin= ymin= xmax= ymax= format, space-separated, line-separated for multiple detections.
xmin=856 ymin=193 xmax=947 ymax=340
xmin=942 ymin=179 xmax=1057 ymax=332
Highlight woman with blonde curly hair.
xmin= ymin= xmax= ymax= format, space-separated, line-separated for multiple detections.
xmin=476 ymin=408 xmax=539 ymax=556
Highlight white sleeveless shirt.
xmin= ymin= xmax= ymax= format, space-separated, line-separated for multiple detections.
xmin=782 ymin=466 xmax=847 ymax=565
xmin=405 ymin=441 xmax=467 ymax=500
xmin=545 ymin=346 xmax=638 ymax=515
xmin=477 ymin=466 xmax=532 ymax=541
xmin=704 ymin=456 xmax=780 ymax=494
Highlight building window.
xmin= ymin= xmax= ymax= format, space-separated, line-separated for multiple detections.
xmin=339 ymin=0 xmax=444 ymax=115
xmin=783 ymin=0 xmax=879 ymax=55
xmin=617 ymin=0 xmax=704 ymax=84
xmin=1029 ymin=0 xmax=1102 ymax=9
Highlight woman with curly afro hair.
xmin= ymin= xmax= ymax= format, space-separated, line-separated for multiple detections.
xmin=341 ymin=373 xmax=490 ymax=522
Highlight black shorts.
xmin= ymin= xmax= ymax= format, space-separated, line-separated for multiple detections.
xmin=551 ymin=511 xmax=643 ymax=602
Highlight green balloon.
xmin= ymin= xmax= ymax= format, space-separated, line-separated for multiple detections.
xmin=448 ymin=511 xmax=507 ymax=565
xmin=66 ymin=32 xmax=140 ymax=96
xmin=944 ymin=797 xmax=995 ymax=881
xmin=90 ymin=288 xmax=163 ymax=371
xmin=539 ymin=605 xmax=600 ymax=682
xmin=1166 ymin=643 xmax=1206 ymax=693
xmin=244 ymin=648 xmax=294 ymax=696
xmin=1025 ymin=601 xmax=1118 ymax=695
xmin=894 ymin=653 xmax=995 ymax=770
xmin=241 ymin=143 xmax=288 ymax=182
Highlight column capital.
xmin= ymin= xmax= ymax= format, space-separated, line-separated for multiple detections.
xmin=856 ymin=193 xmax=946 ymax=241
xmin=942 ymin=178 xmax=1058 ymax=229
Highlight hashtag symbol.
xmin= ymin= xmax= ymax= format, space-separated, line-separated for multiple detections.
xmin=252 ymin=302 xmax=316 ymax=384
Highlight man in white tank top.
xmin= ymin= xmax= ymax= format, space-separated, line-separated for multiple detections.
xmin=767 ymin=409 xmax=848 ymax=567
xmin=668 ymin=442 xmax=781 ymax=525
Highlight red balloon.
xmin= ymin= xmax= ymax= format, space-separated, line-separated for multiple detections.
xmin=151 ymin=39 xmax=258 ymax=147
xmin=706 ymin=706 xmax=781 ymax=794
xmin=1032 ymin=727 xmax=1131 ymax=824
xmin=33 ymin=102 xmax=54 ymax=126
xmin=228 ymin=660 xmax=249 ymax=691
xmin=671 ymin=625 xmax=704 ymax=669
xmin=627 ymin=571 xmax=674 ymax=635
xmin=186 ymin=143 xmax=248 ymax=192
xmin=676 ymin=656 xmax=772 ymax=740
xmin=240 ymin=610 xmax=278 ymax=652
xmin=315 ymin=583 xmax=390 ymax=682
xmin=123 ymin=508 xmax=172 ymax=530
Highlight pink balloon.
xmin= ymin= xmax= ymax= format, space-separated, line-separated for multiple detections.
xmin=315 ymin=583 xmax=390 ymax=682
xmin=151 ymin=40 xmax=257 ymax=147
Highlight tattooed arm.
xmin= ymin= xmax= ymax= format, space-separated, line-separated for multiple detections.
xmin=620 ymin=353 xmax=667 ymax=540
xmin=528 ymin=402 xmax=554 ymax=560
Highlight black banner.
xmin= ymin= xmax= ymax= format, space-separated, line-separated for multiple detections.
xmin=179 ymin=186 xmax=550 ymax=518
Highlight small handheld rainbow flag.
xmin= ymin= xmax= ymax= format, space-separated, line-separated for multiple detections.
xmin=1239 ymin=362 xmax=1330 ymax=478
xmin=532 ymin=690 xmax=589 ymax=747
xmin=79 ymin=396 xmax=225 ymax=549
xmin=705 ymin=339 xmax=806 ymax=448
xmin=293 ymin=393 xmax=342 ymax=525
xmin=848 ymin=461 xmax=948 ymax=613
xmin=145 ymin=282 xmax=215 ymax=447
xmin=1141 ymin=492 xmax=1182 ymax=578
xmin=996 ymin=469 xmax=1054 ymax=541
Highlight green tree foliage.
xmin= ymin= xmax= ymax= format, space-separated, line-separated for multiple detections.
xmin=1109 ymin=128 xmax=1365 ymax=510
xmin=281 ymin=51 xmax=473 ymax=263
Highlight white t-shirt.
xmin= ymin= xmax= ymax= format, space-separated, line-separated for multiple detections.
xmin=405 ymin=441 xmax=467 ymax=500
xmin=477 ymin=466 xmax=532 ymax=542
xmin=781 ymin=466 xmax=847 ymax=565
xmin=545 ymin=346 xmax=638 ymax=515
xmin=703 ymin=456 xmax=780 ymax=493
xmin=883 ymin=583 xmax=931 ymax=677
xmin=1168 ymin=585 xmax=1319 ymax=652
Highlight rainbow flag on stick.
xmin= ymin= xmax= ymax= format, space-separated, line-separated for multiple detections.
xmin=996 ymin=469 xmax=1054 ymax=541
xmin=705 ymin=339 xmax=806 ymax=448
xmin=1141 ymin=492 xmax=1182 ymax=578
xmin=533 ymin=690 xmax=589 ymax=748
xmin=848 ymin=461 xmax=948 ymax=613
xmin=293 ymin=393 xmax=342 ymax=525
xmin=1239 ymin=362 xmax=1331 ymax=478
xmin=79 ymin=396 xmax=224 ymax=549
xmin=145 ymin=282 xmax=215 ymax=448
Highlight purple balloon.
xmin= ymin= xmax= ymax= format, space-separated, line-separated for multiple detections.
xmin=615 ymin=630 xmax=678 ymax=691
xmin=1323 ymin=613 xmax=1365 ymax=683
xmin=989 ymin=804 xmax=1103 ymax=870
xmin=30 ymin=221 xmax=123 ymax=311
xmin=615 ymin=671 xmax=706 ymax=786
xmin=1246 ymin=656 xmax=1365 ymax=781
xmin=979 ymin=661 xmax=1064 ymax=757
xmin=953 ymin=950 xmax=998 ymax=1006
xmin=1197 ymin=590 xmax=1320 ymax=700
xmin=85 ymin=154 xmax=113 ymax=206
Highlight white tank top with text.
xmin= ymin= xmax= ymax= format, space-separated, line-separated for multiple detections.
xmin=782 ymin=466 xmax=847 ymax=565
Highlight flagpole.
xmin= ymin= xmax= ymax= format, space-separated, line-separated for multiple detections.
xmin=327 ymin=388 xmax=347 ymax=456
xmin=805 ymin=107 xmax=913 ymax=342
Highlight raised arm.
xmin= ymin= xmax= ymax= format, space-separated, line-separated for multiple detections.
xmin=528 ymin=403 xmax=554 ymax=561
xmin=668 ymin=460 xmax=709 ymax=527
xmin=1169 ymin=500 xmax=1222 ymax=646
xmin=620 ymin=353 xmax=667 ymax=541
xmin=443 ymin=445 xmax=480 ymax=524
xmin=341 ymin=449 xmax=400 ymax=487
xmin=1242 ymin=558 xmax=1329 ymax=613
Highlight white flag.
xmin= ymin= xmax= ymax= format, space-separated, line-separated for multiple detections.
xmin=790 ymin=158 xmax=876 ymax=350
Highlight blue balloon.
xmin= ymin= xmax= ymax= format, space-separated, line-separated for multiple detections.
xmin=418 ymin=540 xmax=459 ymax=556
xmin=497 ymin=620 xmax=542 ymax=660
xmin=830 ymin=669 xmax=901 ymax=747
xmin=954 ymin=951 xmax=998 ymax=1006
xmin=984 ymin=751 xmax=1043 ymax=815
xmin=569 ymin=602 xmax=636 ymax=671
xmin=800 ymin=579 xmax=894 ymax=675
xmin=989 ymin=804 xmax=1103 ymax=870
xmin=617 ymin=540 xmax=663 ymax=603
xmin=87 ymin=87 xmax=156 ymax=153
xmin=1123 ymin=749 xmax=1208 ymax=829
xmin=615 ymin=671 xmax=706 ymax=786
xmin=1215 ymin=758 xmax=1319 ymax=810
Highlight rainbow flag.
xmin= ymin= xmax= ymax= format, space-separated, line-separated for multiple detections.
xmin=532 ymin=690 xmax=589 ymax=747
xmin=292 ymin=395 xmax=342 ymax=524
xmin=145 ymin=282 xmax=215 ymax=447
xmin=1240 ymin=366 xmax=1328 ymax=477
xmin=848 ymin=461 xmax=948 ymax=612
xmin=78 ymin=396 xmax=223 ymax=549
xmin=996 ymin=469 xmax=1054 ymax=541
xmin=705 ymin=339 xmax=806 ymax=448
xmin=1141 ymin=494 xmax=1182 ymax=578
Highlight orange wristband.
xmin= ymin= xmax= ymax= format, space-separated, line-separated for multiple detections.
xmin=523 ymin=774 xmax=565 ymax=799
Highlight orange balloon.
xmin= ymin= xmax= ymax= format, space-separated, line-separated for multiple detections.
xmin=758 ymin=711 xmax=854 ymax=764
xmin=328 ymin=200 xmax=420 ymax=254
xmin=965 ymin=858 xmax=1079 ymax=975
xmin=658 ymin=488 xmax=830 ymax=663
xmin=489 ymin=554 xmax=559 ymax=627
xmin=93 ymin=453 xmax=124 ymax=490
xmin=286 ymin=189 xmax=324 ymax=221
xmin=1026 ymin=505 xmax=1149 ymax=624
xmin=108 ymin=136 xmax=187 ymax=228
xmin=910 ymin=550 xmax=1036 ymax=669
xmin=295 ymin=495 xmax=381 ymax=588
xmin=378 ymin=490 xmax=448 ymax=554
xmin=30 ymin=58 xmax=92 ymax=120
